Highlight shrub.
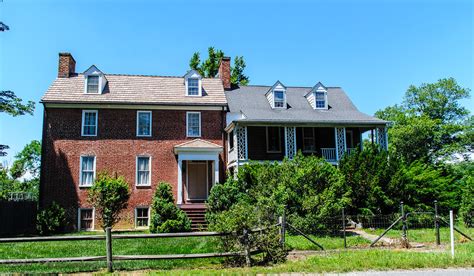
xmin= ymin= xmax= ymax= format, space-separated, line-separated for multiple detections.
xmin=36 ymin=201 xmax=66 ymax=235
xmin=150 ymin=182 xmax=191 ymax=233
xmin=459 ymin=173 xmax=474 ymax=227
xmin=88 ymin=172 xmax=130 ymax=230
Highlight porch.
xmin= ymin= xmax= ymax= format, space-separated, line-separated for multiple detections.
xmin=227 ymin=125 xmax=388 ymax=167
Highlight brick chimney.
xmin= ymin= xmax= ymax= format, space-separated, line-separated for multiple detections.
xmin=218 ymin=57 xmax=231 ymax=90
xmin=58 ymin=52 xmax=76 ymax=78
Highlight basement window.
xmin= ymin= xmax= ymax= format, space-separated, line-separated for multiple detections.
xmin=135 ymin=207 xmax=150 ymax=228
xmin=78 ymin=208 xmax=94 ymax=231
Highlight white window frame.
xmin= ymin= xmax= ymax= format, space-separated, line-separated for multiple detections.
xmin=136 ymin=111 xmax=152 ymax=137
xmin=136 ymin=156 xmax=151 ymax=187
xmin=266 ymin=127 xmax=282 ymax=153
xmin=186 ymin=112 xmax=201 ymax=137
xmin=186 ymin=77 xmax=202 ymax=97
xmin=135 ymin=206 xmax=150 ymax=229
xmin=79 ymin=156 xmax=96 ymax=187
xmin=81 ymin=110 xmax=98 ymax=137
xmin=77 ymin=208 xmax=95 ymax=231
xmin=85 ymin=75 xmax=100 ymax=94
xmin=314 ymin=91 xmax=328 ymax=109
xmin=273 ymin=90 xmax=286 ymax=109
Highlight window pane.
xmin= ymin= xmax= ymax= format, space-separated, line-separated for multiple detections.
xmin=187 ymin=113 xmax=200 ymax=136
xmin=315 ymin=92 xmax=325 ymax=108
xmin=80 ymin=209 xmax=93 ymax=230
xmin=137 ymin=157 xmax=150 ymax=185
xmin=188 ymin=78 xmax=199 ymax=95
xmin=138 ymin=112 xmax=151 ymax=136
xmin=83 ymin=112 xmax=97 ymax=135
xmin=87 ymin=76 xmax=99 ymax=93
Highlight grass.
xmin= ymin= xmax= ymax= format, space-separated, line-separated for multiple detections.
xmin=365 ymin=226 xmax=474 ymax=244
xmin=0 ymin=229 xmax=472 ymax=273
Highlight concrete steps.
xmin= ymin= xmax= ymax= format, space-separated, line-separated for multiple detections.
xmin=181 ymin=205 xmax=207 ymax=231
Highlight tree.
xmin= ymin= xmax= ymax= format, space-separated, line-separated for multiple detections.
xmin=88 ymin=172 xmax=130 ymax=230
xmin=376 ymin=78 xmax=471 ymax=163
xmin=189 ymin=47 xmax=249 ymax=86
xmin=150 ymin=182 xmax=191 ymax=233
xmin=0 ymin=91 xmax=36 ymax=156
xmin=10 ymin=140 xmax=41 ymax=179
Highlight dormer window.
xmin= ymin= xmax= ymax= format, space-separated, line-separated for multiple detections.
xmin=86 ymin=76 xmax=99 ymax=94
xmin=315 ymin=91 xmax=326 ymax=108
xmin=83 ymin=65 xmax=107 ymax=94
xmin=187 ymin=78 xmax=199 ymax=96
xmin=306 ymin=82 xmax=328 ymax=110
xmin=266 ymin=81 xmax=287 ymax=109
xmin=184 ymin=70 xmax=202 ymax=97
xmin=274 ymin=90 xmax=285 ymax=108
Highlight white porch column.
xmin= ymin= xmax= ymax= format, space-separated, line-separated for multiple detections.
xmin=334 ymin=127 xmax=346 ymax=161
xmin=284 ymin=126 xmax=297 ymax=159
xmin=236 ymin=126 xmax=248 ymax=160
xmin=177 ymin=158 xmax=183 ymax=205
xmin=214 ymin=157 xmax=219 ymax=184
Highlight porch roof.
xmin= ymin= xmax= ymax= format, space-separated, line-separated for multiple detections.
xmin=173 ymin=139 xmax=223 ymax=154
xmin=225 ymin=85 xmax=388 ymax=126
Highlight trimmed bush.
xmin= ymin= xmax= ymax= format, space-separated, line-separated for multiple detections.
xmin=150 ymin=182 xmax=191 ymax=233
xmin=88 ymin=172 xmax=130 ymax=230
xmin=37 ymin=201 xmax=65 ymax=235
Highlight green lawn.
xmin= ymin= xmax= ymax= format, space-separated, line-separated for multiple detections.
xmin=0 ymin=229 xmax=472 ymax=274
xmin=365 ymin=226 xmax=474 ymax=244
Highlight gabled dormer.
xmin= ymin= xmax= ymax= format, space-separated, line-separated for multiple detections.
xmin=184 ymin=70 xmax=202 ymax=97
xmin=306 ymin=82 xmax=328 ymax=110
xmin=83 ymin=65 xmax=107 ymax=94
xmin=266 ymin=81 xmax=287 ymax=109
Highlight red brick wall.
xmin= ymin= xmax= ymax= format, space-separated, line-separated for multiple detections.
xmin=40 ymin=108 xmax=226 ymax=230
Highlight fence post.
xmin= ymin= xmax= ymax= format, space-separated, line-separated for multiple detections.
xmin=279 ymin=207 xmax=286 ymax=249
xmin=106 ymin=227 xmax=113 ymax=272
xmin=342 ymin=207 xmax=347 ymax=249
xmin=401 ymin=201 xmax=408 ymax=247
xmin=434 ymin=200 xmax=440 ymax=246
xmin=449 ymin=210 xmax=455 ymax=259
xmin=243 ymin=229 xmax=251 ymax=267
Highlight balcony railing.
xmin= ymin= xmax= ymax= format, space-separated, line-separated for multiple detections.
xmin=321 ymin=148 xmax=337 ymax=162
xmin=321 ymin=148 xmax=357 ymax=163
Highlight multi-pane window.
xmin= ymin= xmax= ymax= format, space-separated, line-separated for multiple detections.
xmin=136 ymin=156 xmax=151 ymax=186
xmin=274 ymin=90 xmax=285 ymax=108
xmin=303 ymin=128 xmax=317 ymax=153
xmin=79 ymin=208 xmax=94 ymax=231
xmin=135 ymin=207 xmax=149 ymax=228
xmin=82 ymin=110 xmax=98 ymax=136
xmin=187 ymin=78 xmax=199 ymax=96
xmin=315 ymin=91 xmax=326 ymax=109
xmin=266 ymin=127 xmax=282 ymax=153
xmin=86 ymin=76 xmax=99 ymax=93
xmin=187 ymin=112 xmax=201 ymax=137
xmin=80 ymin=156 xmax=96 ymax=186
xmin=137 ymin=111 xmax=152 ymax=137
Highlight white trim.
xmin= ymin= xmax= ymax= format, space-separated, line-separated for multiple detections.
xmin=84 ymin=75 xmax=100 ymax=94
xmin=266 ymin=126 xmax=282 ymax=153
xmin=186 ymin=112 xmax=201 ymax=137
xmin=185 ymin=161 xmax=209 ymax=201
xmin=81 ymin=110 xmax=98 ymax=137
xmin=134 ymin=206 xmax=150 ymax=229
xmin=136 ymin=155 xmax=152 ymax=187
xmin=79 ymin=155 xmax=96 ymax=187
xmin=136 ymin=111 xmax=152 ymax=137
xmin=185 ymin=77 xmax=202 ymax=97
xmin=44 ymin=103 xmax=226 ymax=111
xmin=78 ymin=208 xmax=95 ymax=231
xmin=314 ymin=91 xmax=328 ymax=110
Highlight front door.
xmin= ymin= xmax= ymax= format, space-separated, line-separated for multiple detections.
xmin=187 ymin=161 xmax=208 ymax=201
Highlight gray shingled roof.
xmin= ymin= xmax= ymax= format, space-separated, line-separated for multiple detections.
xmin=225 ymin=85 xmax=387 ymax=125
xmin=41 ymin=74 xmax=227 ymax=106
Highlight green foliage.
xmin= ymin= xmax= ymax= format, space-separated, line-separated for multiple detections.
xmin=454 ymin=162 xmax=474 ymax=226
xmin=0 ymin=167 xmax=38 ymax=200
xmin=376 ymin=78 xmax=471 ymax=163
xmin=0 ymin=90 xmax=35 ymax=117
xmin=88 ymin=172 xmax=130 ymax=230
xmin=36 ymin=201 xmax=66 ymax=235
xmin=189 ymin=47 xmax=249 ymax=86
xmin=10 ymin=140 xmax=41 ymax=179
xmin=150 ymin=182 xmax=191 ymax=233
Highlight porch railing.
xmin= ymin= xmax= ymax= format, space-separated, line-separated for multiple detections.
xmin=321 ymin=148 xmax=337 ymax=162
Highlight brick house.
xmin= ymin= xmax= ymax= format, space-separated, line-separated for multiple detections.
xmin=40 ymin=53 xmax=388 ymax=231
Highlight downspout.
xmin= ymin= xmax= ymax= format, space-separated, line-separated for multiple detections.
xmin=38 ymin=104 xmax=47 ymax=210
xmin=221 ymin=106 xmax=226 ymax=182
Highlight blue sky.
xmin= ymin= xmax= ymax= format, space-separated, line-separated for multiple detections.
xmin=0 ymin=0 xmax=472 ymax=165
